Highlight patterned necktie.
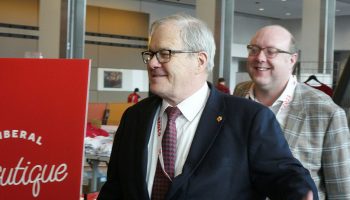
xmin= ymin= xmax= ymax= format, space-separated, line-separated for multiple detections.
xmin=151 ymin=106 xmax=182 ymax=200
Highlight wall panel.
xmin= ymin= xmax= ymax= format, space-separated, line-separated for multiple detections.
xmin=85 ymin=43 xmax=99 ymax=67
xmin=98 ymin=45 xmax=145 ymax=68
xmin=0 ymin=0 xmax=39 ymax=26
xmin=90 ymin=67 xmax=98 ymax=91
xmin=0 ymin=37 xmax=37 ymax=57
xmin=85 ymin=6 xmax=149 ymax=103
xmin=86 ymin=6 xmax=99 ymax=33
xmin=99 ymin=8 xmax=148 ymax=37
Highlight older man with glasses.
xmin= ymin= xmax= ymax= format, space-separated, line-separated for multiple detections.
xmin=234 ymin=25 xmax=350 ymax=200
xmin=98 ymin=15 xmax=317 ymax=200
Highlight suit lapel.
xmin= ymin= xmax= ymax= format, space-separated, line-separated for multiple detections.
xmin=167 ymin=85 xmax=226 ymax=199
xmin=284 ymin=84 xmax=306 ymax=133
xmin=281 ymin=83 xmax=306 ymax=151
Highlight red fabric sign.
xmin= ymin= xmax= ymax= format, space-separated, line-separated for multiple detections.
xmin=0 ymin=58 xmax=90 ymax=199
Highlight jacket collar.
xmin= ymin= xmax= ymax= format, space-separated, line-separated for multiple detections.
xmin=138 ymin=83 xmax=226 ymax=199
xmin=283 ymin=83 xmax=306 ymax=131
xmin=166 ymin=82 xmax=226 ymax=199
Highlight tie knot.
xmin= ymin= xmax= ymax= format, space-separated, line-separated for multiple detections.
xmin=165 ymin=106 xmax=181 ymax=121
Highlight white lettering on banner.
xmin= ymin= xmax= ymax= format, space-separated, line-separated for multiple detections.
xmin=0 ymin=130 xmax=42 ymax=145
xmin=0 ymin=157 xmax=68 ymax=197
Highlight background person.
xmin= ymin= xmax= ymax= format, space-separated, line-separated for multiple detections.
xmin=98 ymin=15 xmax=317 ymax=200
xmin=215 ymin=77 xmax=230 ymax=94
xmin=233 ymin=25 xmax=350 ymax=200
xmin=127 ymin=88 xmax=141 ymax=103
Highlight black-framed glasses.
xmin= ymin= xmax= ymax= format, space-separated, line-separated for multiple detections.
xmin=247 ymin=44 xmax=294 ymax=58
xmin=141 ymin=49 xmax=200 ymax=64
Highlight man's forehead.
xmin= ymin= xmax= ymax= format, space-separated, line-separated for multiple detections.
xmin=149 ymin=26 xmax=182 ymax=49
xmin=251 ymin=29 xmax=290 ymax=48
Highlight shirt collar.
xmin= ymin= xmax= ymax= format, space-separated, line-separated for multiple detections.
xmin=247 ymin=83 xmax=255 ymax=100
xmin=273 ymin=75 xmax=297 ymax=106
xmin=247 ymin=75 xmax=297 ymax=106
xmin=160 ymin=83 xmax=210 ymax=121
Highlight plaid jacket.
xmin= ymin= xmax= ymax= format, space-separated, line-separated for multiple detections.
xmin=234 ymin=81 xmax=350 ymax=200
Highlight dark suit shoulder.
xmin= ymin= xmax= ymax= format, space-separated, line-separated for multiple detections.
xmin=223 ymin=92 xmax=269 ymax=113
xmin=210 ymin=90 xmax=275 ymax=128
xmin=124 ymin=95 xmax=161 ymax=113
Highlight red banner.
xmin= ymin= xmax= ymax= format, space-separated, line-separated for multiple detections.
xmin=0 ymin=58 xmax=90 ymax=199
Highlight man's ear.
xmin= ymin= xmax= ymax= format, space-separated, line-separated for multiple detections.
xmin=197 ymin=51 xmax=208 ymax=73
xmin=290 ymin=53 xmax=298 ymax=65
xmin=289 ymin=53 xmax=298 ymax=73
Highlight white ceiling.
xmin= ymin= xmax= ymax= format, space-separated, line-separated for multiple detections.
xmin=140 ymin=0 xmax=350 ymax=19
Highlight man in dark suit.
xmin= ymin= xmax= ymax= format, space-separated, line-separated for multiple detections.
xmin=98 ymin=14 xmax=317 ymax=200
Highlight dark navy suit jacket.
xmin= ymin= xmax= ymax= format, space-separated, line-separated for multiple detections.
xmin=98 ymin=83 xmax=318 ymax=200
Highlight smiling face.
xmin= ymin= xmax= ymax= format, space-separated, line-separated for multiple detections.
xmin=247 ymin=25 xmax=298 ymax=92
xmin=146 ymin=22 xmax=208 ymax=105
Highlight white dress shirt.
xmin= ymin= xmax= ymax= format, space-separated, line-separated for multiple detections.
xmin=146 ymin=83 xmax=210 ymax=196
xmin=247 ymin=75 xmax=297 ymax=128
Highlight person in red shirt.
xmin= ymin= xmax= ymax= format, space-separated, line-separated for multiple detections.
xmin=127 ymin=88 xmax=141 ymax=103
xmin=215 ymin=77 xmax=230 ymax=94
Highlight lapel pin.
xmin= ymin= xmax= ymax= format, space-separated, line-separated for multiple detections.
xmin=216 ymin=116 xmax=222 ymax=122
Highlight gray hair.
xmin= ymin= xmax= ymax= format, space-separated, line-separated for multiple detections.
xmin=150 ymin=14 xmax=216 ymax=71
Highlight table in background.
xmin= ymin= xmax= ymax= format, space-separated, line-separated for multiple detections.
xmin=85 ymin=154 xmax=110 ymax=192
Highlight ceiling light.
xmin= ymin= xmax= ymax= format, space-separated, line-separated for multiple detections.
xmin=281 ymin=0 xmax=287 ymax=1
xmin=285 ymin=12 xmax=291 ymax=16
xmin=259 ymin=8 xmax=264 ymax=11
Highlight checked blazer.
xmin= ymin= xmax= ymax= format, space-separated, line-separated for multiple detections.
xmin=234 ymin=81 xmax=350 ymax=200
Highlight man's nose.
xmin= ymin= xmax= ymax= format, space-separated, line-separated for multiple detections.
xmin=148 ymin=55 xmax=161 ymax=69
xmin=256 ymin=50 xmax=267 ymax=61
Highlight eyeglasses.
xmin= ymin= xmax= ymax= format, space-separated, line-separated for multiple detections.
xmin=141 ymin=49 xmax=200 ymax=64
xmin=247 ymin=44 xmax=294 ymax=58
